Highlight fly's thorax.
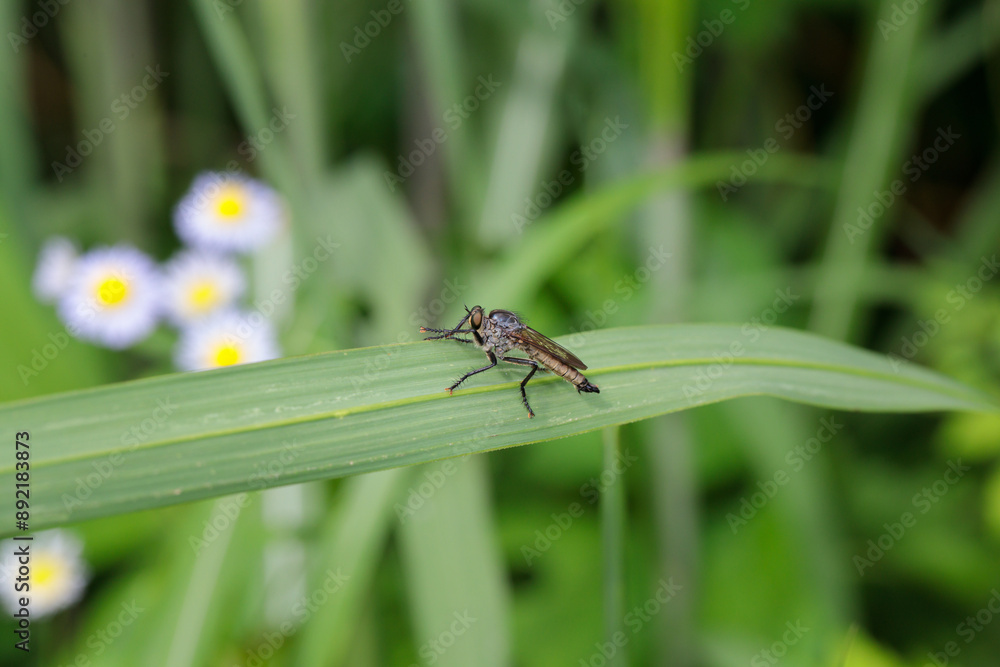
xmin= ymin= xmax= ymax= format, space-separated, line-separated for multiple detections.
xmin=480 ymin=319 xmax=512 ymax=355
xmin=487 ymin=309 xmax=522 ymax=328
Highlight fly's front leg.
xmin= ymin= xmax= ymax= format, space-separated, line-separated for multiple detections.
xmin=420 ymin=325 xmax=474 ymax=344
xmin=420 ymin=310 xmax=473 ymax=340
xmin=501 ymin=356 xmax=539 ymax=418
xmin=449 ymin=351 xmax=497 ymax=394
xmin=426 ymin=334 xmax=474 ymax=344
xmin=421 ymin=328 xmax=474 ymax=341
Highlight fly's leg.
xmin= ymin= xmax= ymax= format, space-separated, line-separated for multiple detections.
xmin=420 ymin=309 xmax=473 ymax=340
xmin=421 ymin=327 xmax=474 ymax=341
xmin=439 ymin=336 xmax=474 ymax=344
xmin=420 ymin=326 xmax=474 ymax=344
xmin=449 ymin=351 xmax=497 ymax=394
xmin=501 ymin=356 xmax=539 ymax=418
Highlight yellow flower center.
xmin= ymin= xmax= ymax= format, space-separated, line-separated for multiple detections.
xmin=216 ymin=187 xmax=244 ymax=220
xmin=189 ymin=282 xmax=219 ymax=312
xmin=214 ymin=344 xmax=241 ymax=367
xmin=97 ymin=276 xmax=128 ymax=307
xmin=33 ymin=556 xmax=59 ymax=588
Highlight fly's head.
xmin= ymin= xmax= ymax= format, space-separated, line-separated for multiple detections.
xmin=466 ymin=305 xmax=485 ymax=334
xmin=463 ymin=304 xmax=488 ymax=348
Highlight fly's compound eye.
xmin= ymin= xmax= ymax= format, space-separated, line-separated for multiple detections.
xmin=470 ymin=308 xmax=483 ymax=329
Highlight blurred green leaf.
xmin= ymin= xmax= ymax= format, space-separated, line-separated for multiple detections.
xmin=296 ymin=469 xmax=406 ymax=667
xmin=399 ymin=457 xmax=510 ymax=667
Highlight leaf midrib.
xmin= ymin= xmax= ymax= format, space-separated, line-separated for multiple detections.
xmin=13 ymin=354 xmax=982 ymax=474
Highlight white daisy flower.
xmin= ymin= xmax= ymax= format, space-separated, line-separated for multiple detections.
xmin=32 ymin=236 xmax=79 ymax=303
xmin=0 ymin=530 xmax=89 ymax=618
xmin=174 ymin=309 xmax=281 ymax=371
xmin=162 ymin=250 xmax=245 ymax=326
xmin=57 ymin=245 xmax=161 ymax=349
xmin=174 ymin=172 xmax=284 ymax=254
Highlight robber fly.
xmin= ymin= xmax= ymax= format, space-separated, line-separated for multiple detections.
xmin=420 ymin=305 xmax=599 ymax=418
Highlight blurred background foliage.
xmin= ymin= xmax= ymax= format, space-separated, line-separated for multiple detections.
xmin=1 ymin=0 xmax=1000 ymax=665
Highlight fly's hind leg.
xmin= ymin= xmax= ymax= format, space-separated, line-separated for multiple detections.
xmin=501 ymin=356 xmax=539 ymax=418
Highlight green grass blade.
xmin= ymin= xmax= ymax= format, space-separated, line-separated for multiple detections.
xmin=3 ymin=324 xmax=994 ymax=534
xmin=295 ymin=469 xmax=406 ymax=667
xmin=808 ymin=0 xmax=930 ymax=340
xmin=399 ymin=457 xmax=511 ymax=667
xmin=600 ymin=426 xmax=627 ymax=667
xmin=483 ymin=152 xmax=832 ymax=303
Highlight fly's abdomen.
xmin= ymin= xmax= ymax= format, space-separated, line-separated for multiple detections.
xmin=527 ymin=348 xmax=599 ymax=393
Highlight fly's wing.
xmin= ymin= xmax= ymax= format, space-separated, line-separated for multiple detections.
xmin=510 ymin=326 xmax=588 ymax=370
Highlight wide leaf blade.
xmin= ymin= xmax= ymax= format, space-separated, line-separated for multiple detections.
xmin=3 ymin=324 xmax=994 ymax=534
